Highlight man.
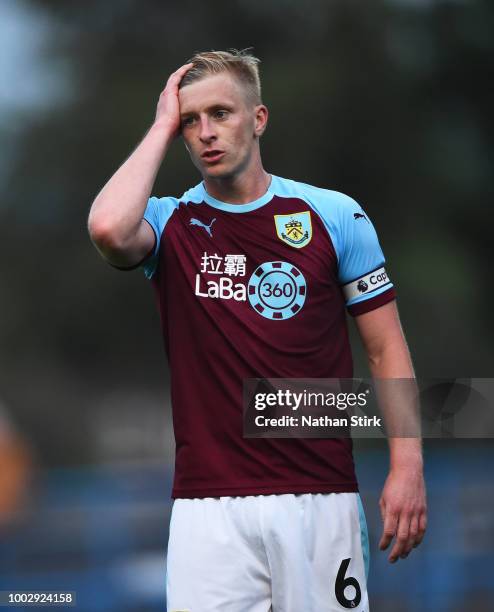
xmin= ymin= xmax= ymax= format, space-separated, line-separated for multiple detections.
xmin=88 ymin=50 xmax=426 ymax=611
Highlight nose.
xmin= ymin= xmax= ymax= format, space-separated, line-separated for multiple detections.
xmin=199 ymin=115 xmax=216 ymax=144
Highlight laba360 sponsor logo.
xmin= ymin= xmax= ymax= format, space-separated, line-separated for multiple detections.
xmin=195 ymin=252 xmax=247 ymax=301
xmin=194 ymin=253 xmax=307 ymax=320
xmin=195 ymin=276 xmax=246 ymax=301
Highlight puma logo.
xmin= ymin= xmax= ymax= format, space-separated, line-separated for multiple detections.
xmin=190 ymin=217 xmax=216 ymax=237
xmin=353 ymin=212 xmax=368 ymax=223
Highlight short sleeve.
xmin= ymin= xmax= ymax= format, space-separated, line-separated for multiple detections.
xmin=335 ymin=197 xmax=395 ymax=316
xmin=267 ymin=179 xmax=396 ymax=317
xmin=142 ymin=196 xmax=179 ymax=279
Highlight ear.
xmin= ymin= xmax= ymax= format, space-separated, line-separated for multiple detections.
xmin=254 ymin=105 xmax=268 ymax=137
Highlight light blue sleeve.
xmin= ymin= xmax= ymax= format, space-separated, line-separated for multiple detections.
xmin=300 ymin=186 xmax=392 ymax=307
xmin=330 ymin=194 xmax=392 ymax=306
xmin=142 ymin=196 xmax=180 ymax=279
xmin=270 ymin=178 xmax=393 ymax=308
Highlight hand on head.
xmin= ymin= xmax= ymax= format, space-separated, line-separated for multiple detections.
xmin=154 ymin=63 xmax=194 ymax=137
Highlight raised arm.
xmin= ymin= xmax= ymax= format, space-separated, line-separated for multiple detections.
xmin=87 ymin=63 xmax=193 ymax=268
xmin=354 ymin=301 xmax=427 ymax=563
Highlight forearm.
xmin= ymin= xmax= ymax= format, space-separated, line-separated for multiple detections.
xmin=368 ymin=340 xmax=423 ymax=471
xmin=88 ymin=120 xmax=174 ymax=248
xmin=356 ymin=291 xmax=427 ymax=561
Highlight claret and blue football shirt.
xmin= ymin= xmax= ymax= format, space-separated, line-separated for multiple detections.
xmin=140 ymin=175 xmax=395 ymax=498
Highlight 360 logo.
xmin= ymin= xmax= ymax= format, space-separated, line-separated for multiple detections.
xmin=248 ymin=261 xmax=307 ymax=320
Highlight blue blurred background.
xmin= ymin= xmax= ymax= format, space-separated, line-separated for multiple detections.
xmin=0 ymin=0 xmax=493 ymax=610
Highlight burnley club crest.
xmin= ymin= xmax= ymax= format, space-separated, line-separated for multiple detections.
xmin=274 ymin=211 xmax=312 ymax=249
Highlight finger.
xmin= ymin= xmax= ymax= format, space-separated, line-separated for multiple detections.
xmin=379 ymin=497 xmax=386 ymax=523
xmin=379 ymin=509 xmax=398 ymax=551
xmin=170 ymin=63 xmax=194 ymax=81
xmin=175 ymin=62 xmax=194 ymax=76
xmin=388 ymin=513 xmax=411 ymax=563
xmin=164 ymin=63 xmax=194 ymax=89
xmin=401 ymin=515 xmax=419 ymax=558
xmin=413 ymin=511 xmax=427 ymax=547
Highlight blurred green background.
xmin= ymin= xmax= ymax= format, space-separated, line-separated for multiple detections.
xmin=0 ymin=1 xmax=492 ymax=611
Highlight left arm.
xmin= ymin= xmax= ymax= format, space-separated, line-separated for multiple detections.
xmin=354 ymin=300 xmax=427 ymax=563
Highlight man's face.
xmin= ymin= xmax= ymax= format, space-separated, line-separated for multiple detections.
xmin=179 ymin=72 xmax=266 ymax=180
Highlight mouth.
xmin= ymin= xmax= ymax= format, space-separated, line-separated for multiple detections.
xmin=201 ymin=150 xmax=225 ymax=164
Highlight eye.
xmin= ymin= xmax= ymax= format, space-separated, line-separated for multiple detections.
xmin=214 ymin=110 xmax=229 ymax=120
xmin=181 ymin=116 xmax=195 ymax=128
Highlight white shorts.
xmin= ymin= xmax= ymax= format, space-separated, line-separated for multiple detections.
xmin=166 ymin=492 xmax=370 ymax=612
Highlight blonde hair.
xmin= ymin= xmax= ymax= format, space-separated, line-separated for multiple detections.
xmin=179 ymin=49 xmax=262 ymax=105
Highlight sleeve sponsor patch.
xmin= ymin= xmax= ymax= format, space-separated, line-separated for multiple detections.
xmin=342 ymin=266 xmax=391 ymax=302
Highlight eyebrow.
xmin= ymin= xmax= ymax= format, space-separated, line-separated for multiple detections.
xmin=180 ymin=103 xmax=235 ymax=118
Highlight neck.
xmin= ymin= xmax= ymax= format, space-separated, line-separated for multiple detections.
xmin=203 ymin=152 xmax=270 ymax=204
